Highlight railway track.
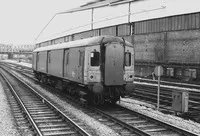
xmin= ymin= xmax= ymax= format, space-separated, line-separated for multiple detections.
xmin=2 ymin=64 xmax=199 ymax=136
xmin=0 ymin=67 xmax=91 ymax=136
xmin=130 ymin=83 xmax=200 ymax=121
xmin=95 ymin=104 xmax=198 ymax=136
xmin=135 ymin=77 xmax=200 ymax=90
xmin=6 ymin=62 xmax=200 ymax=121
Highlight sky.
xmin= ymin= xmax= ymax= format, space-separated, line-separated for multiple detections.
xmin=0 ymin=0 xmax=91 ymax=45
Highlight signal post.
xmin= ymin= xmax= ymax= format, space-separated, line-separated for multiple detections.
xmin=154 ymin=66 xmax=164 ymax=110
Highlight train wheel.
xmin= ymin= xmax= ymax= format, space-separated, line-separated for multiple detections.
xmin=110 ymin=88 xmax=120 ymax=104
xmin=41 ymin=75 xmax=47 ymax=84
xmin=67 ymin=86 xmax=72 ymax=95
xmin=70 ymin=87 xmax=76 ymax=96
xmin=93 ymin=93 xmax=100 ymax=105
xmin=111 ymin=96 xmax=120 ymax=104
xmin=36 ymin=74 xmax=41 ymax=81
xmin=92 ymin=93 xmax=104 ymax=105
xmin=100 ymin=94 xmax=104 ymax=105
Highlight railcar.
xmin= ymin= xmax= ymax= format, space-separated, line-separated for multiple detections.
xmin=33 ymin=35 xmax=134 ymax=105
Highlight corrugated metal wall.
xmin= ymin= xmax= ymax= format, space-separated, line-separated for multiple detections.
xmin=54 ymin=37 xmax=65 ymax=44
xmin=117 ymin=24 xmax=131 ymax=36
xmin=38 ymin=12 xmax=200 ymax=52
xmin=73 ymin=29 xmax=100 ymax=40
xmin=74 ymin=31 xmax=93 ymax=40
xmin=134 ymin=12 xmax=200 ymax=34
xmin=100 ymin=26 xmax=117 ymax=36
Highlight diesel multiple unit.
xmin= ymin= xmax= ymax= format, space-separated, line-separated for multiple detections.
xmin=32 ymin=36 xmax=134 ymax=105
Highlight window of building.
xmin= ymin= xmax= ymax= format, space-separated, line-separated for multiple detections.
xmin=125 ymin=52 xmax=131 ymax=66
xmin=91 ymin=51 xmax=100 ymax=66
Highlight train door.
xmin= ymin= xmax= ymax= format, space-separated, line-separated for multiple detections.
xmin=47 ymin=51 xmax=51 ymax=74
xmin=36 ymin=52 xmax=39 ymax=70
xmin=32 ymin=52 xmax=37 ymax=70
xmin=104 ymin=42 xmax=124 ymax=85
xmin=78 ymin=48 xmax=85 ymax=83
xmin=64 ymin=49 xmax=69 ymax=77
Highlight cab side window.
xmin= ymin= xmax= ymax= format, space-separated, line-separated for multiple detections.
xmin=91 ymin=51 xmax=100 ymax=66
xmin=125 ymin=52 xmax=131 ymax=66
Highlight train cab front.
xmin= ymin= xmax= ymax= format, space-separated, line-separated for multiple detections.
xmin=86 ymin=36 xmax=134 ymax=105
xmin=101 ymin=39 xmax=134 ymax=103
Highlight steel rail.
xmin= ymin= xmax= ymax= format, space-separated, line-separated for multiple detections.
xmin=0 ymin=66 xmax=91 ymax=136
xmin=117 ymin=105 xmax=199 ymax=136
xmin=0 ymin=71 xmax=43 ymax=136
xmin=2 ymin=63 xmax=199 ymax=135
xmin=93 ymin=107 xmax=151 ymax=136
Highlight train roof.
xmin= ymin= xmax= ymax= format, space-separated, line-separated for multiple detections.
xmin=33 ymin=35 xmax=133 ymax=52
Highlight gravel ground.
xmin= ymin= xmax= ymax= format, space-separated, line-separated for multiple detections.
xmin=11 ymin=70 xmax=120 ymax=136
xmin=0 ymin=81 xmax=20 ymax=136
xmin=118 ymin=98 xmax=200 ymax=135
xmin=0 ymin=60 xmax=32 ymax=68
xmin=3 ymin=60 xmax=200 ymax=135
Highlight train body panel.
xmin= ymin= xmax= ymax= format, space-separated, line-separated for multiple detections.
xmin=64 ymin=47 xmax=85 ymax=84
xmin=124 ymin=46 xmax=134 ymax=82
xmin=32 ymin=52 xmax=37 ymax=70
xmin=47 ymin=49 xmax=64 ymax=77
xmin=37 ymin=51 xmax=47 ymax=73
xmin=84 ymin=45 xmax=101 ymax=84
xmin=104 ymin=42 xmax=124 ymax=85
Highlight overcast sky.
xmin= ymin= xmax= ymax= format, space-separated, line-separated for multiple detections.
xmin=0 ymin=0 xmax=91 ymax=45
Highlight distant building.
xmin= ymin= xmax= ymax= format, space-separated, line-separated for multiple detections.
xmin=0 ymin=44 xmax=35 ymax=53
xmin=0 ymin=44 xmax=12 ymax=53
xmin=13 ymin=44 xmax=35 ymax=52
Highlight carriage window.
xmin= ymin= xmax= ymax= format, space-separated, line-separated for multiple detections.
xmin=91 ymin=51 xmax=100 ymax=66
xmin=125 ymin=52 xmax=131 ymax=66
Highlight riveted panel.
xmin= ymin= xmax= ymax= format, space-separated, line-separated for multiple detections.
xmin=166 ymin=30 xmax=200 ymax=64
xmin=134 ymin=33 xmax=165 ymax=63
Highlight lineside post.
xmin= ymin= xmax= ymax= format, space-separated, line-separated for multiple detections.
xmin=154 ymin=65 xmax=163 ymax=110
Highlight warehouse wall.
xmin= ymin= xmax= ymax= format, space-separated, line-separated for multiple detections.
xmin=36 ymin=11 xmax=200 ymax=81
xmin=134 ymin=13 xmax=200 ymax=34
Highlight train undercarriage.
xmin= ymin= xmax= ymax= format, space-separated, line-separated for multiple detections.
xmin=34 ymin=72 xmax=126 ymax=105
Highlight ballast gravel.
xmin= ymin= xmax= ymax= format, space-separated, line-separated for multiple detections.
xmin=119 ymin=98 xmax=200 ymax=135
xmin=3 ymin=60 xmax=200 ymax=135
xmin=0 ymin=81 xmax=20 ymax=136
xmin=11 ymin=70 xmax=120 ymax=136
